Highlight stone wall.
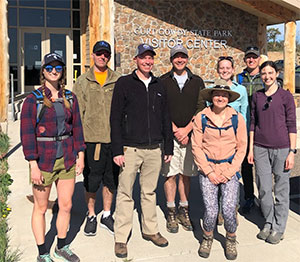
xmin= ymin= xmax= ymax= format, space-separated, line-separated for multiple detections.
xmin=114 ymin=0 xmax=258 ymax=81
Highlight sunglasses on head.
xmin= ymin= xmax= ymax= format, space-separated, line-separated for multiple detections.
xmin=246 ymin=46 xmax=259 ymax=51
xmin=94 ymin=51 xmax=110 ymax=58
xmin=263 ymin=96 xmax=272 ymax=110
xmin=44 ymin=65 xmax=63 ymax=73
xmin=218 ymin=56 xmax=234 ymax=65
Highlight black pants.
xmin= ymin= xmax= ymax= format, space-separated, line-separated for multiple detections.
xmin=241 ymin=143 xmax=254 ymax=200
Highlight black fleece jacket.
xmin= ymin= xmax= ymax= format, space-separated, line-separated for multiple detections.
xmin=160 ymin=68 xmax=206 ymax=128
xmin=110 ymin=70 xmax=173 ymax=157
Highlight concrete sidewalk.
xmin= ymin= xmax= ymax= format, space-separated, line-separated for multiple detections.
xmin=5 ymin=111 xmax=300 ymax=262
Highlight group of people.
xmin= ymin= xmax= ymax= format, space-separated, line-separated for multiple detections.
xmin=20 ymin=40 xmax=297 ymax=262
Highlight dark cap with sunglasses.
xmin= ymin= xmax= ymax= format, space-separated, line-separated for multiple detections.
xmin=42 ymin=52 xmax=65 ymax=66
xmin=93 ymin=40 xmax=111 ymax=54
xmin=245 ymin=46 xmax=260 ymax=57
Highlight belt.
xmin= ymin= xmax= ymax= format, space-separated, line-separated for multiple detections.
xmin=206 ymin=153 xmax=235 ymax=164
xmin=36 ymin=134 xmax=71 ymax=142
xmin=205 ymin=153 xmax=241 ymax=179
xmin=136 ymin=144 xmax=160 ymax=150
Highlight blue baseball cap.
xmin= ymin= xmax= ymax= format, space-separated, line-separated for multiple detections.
xmin=135 ymin=44 xmax=156 ymax=57
xmin=93 ymin=40 xmax=111 ymax=54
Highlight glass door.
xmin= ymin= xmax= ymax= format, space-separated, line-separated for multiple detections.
xmin=20 ymin=29 xmax=45 ymax=93
xmin=21 ymin=28 xmax=73 ymax=93
xmin=46 ymin=29 xmax=73 ymax=89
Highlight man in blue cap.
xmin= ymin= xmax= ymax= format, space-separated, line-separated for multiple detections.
xmin=110 ymin=43 xmax=173 ymax=258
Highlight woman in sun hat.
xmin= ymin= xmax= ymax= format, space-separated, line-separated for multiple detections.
xmin=191 ymin=79 xmax=247 ymax=260
xmin=21 ymin=52 xmax=85 ymax=262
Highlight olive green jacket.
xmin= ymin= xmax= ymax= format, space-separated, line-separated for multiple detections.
xmin=73 ymin=66 xmax=121 ymax=143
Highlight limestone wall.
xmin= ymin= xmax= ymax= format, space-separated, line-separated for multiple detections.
xmin=114 ymin=0 xmax=259 ymax=81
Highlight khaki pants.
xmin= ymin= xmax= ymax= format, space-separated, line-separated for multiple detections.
xmin=114 ymin=146 xmax=162 ymax=243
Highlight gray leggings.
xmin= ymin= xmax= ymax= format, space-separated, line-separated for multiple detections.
xmin=200 ymin=174 xmax=239 ymax=233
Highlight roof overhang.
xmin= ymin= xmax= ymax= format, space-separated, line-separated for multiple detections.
xmin=220 ymin=0 xmax=300 ymax=24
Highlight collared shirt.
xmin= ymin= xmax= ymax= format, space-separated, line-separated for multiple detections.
xmin=21 ymin=86 xmax=86 ymax=172
xmin=191 ymin=106 xmax=247 ymax=180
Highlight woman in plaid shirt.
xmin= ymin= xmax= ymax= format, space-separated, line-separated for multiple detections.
xmin=21 ymin=53 xmax=85 ymax=262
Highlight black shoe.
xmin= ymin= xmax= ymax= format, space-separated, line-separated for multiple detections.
xmin=84 ymin=214 xmax=97 ymax=236
xmin=242 ymin=198 xmax=254 ymax=214
xmin=100 ymin=214 xmax=114 ymax=234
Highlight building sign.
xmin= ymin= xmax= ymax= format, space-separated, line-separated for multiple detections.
xmin=134 ymin=27 xmax=232 ymax=49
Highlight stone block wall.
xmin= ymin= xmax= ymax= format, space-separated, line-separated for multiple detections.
xmin=114 ymin=0 xmax=258 ymax=81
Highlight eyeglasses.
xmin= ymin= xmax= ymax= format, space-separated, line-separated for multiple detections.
xmin=44 ymin=65 xmax=63 ymax=73
xmin=246 ymin=46 xmax=259 ymax=51
xmin=218 ymin=56 xmax=234 ymax=66
xmin=263 ymin=96 xmax=272 ymax=110
xmin=94 ymin=51 xmax=110 ymax=58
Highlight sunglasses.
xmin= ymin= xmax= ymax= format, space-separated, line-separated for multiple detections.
xmin=246 ymin=46 xmax=259 ymax=51
xmin=94 ymin=51 xmax=110 ymax=58
xmin=263 ymin=96 xmax=272 ymax=110
xmin=218 ymin=56 xmax=234 ymax=65
xmin=44 ymin=65 xmax=63 ymax=73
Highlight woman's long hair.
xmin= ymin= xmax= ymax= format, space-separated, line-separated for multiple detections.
xmin=39 ymin=66 xmax=71 ymax=109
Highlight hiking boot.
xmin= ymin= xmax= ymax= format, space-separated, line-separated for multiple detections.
xmin=257 ymin=227 xmax=271 ymax=241
xmin=266 ymin=231 xmax=284 ymax=244
xmin=142 ymin=232 xmax=168 ymax=247
xmin=54 ymin=245 xmax=80 ymax=262
xmin=100 ymin=214 xmax=114 ymax=234
xmin=225 ymin=235 xmax=238 ymax=260
xmin=166 ymin=207 xmax=179 ymax=233
xmin=176 ymin=206 xmax=193 ymax=231
xmin=37 ymin=253 xmax=54 ymax=262
xmin=115 ymin=242 xmax=127 ymax=258
xmin=242 ymin=198 xmax=254 ymax=214
xmin=198 ymin=234 xmax=213 ymax=258
xmin=217 ymin=212 xmax=224 ymax=226
xmin=83 ymin=213 xmax=97 ymax=236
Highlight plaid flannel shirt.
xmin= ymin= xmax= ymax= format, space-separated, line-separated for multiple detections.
xmin=21 ymin=86 xmax=86 ymax=172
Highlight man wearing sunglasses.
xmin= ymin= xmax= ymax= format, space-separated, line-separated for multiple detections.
xmin=237 ymin=46 xmax=263 ymax=214
xmin=73 ymin=40 xmax=120 ymax=236
xmin=160 ymin=45 xmax=206 ymax=234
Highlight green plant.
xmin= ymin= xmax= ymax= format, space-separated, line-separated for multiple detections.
xmin=0 ymin=133 xmax=20 ymax=262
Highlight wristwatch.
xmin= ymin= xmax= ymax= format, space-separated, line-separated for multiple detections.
xmin=289 ymin=148 xmax=297 ymax=154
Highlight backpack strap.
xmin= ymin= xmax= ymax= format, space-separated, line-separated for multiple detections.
xmin=32 ymin=89 xmax=45 ymax=124
xmin=64 ymin=89 xmax=73 ymax=109
xmin=237 ymin=73 xmax=244 ymax=85
xmin=201 ymin=113 xmax=238 ymax=136
xmin=201 ymin=114 xmax=207 ymax=133
xmin=231 ymin=114 xmax=238 ymax=135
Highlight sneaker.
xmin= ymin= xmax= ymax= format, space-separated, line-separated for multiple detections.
xmin=198 ymin=234 xmax=213 ymax=258
xmin=115 ymin=242 xmax=127 ymax=258
xmin=54 ymin=245 xmax=80 ymax=262
xmin=83 ymin=214 xmax=97 ymax=236
xmin=142 ymin=232 xmax=168 ymax=247
xmin=100 ymin=214 xmax=114 ymax=234
xmin=176 ymin=206 xmax=193 ymax=231
xmin=266 ymin=231 xmax=284 ymax=244
xmin=242 ymin=198 xmax=254 ymax=214
xmin=257 ymin=227 xmax=271 ymax=241
xmin=37 ymin=253 xmax=54 ymax=262
xmin=166 ymin=207 xmax=179 ymax=233
xmin=225 ymin=235 xmax=238 ymax=260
